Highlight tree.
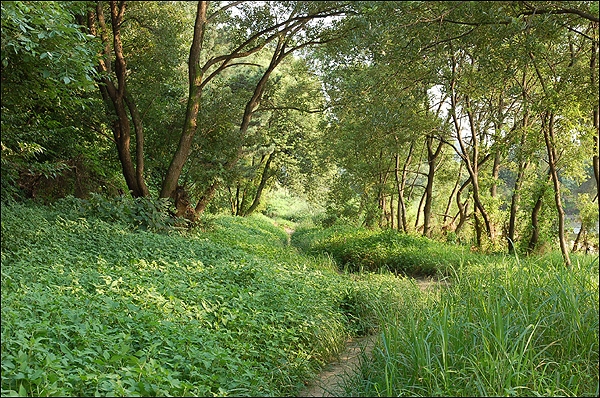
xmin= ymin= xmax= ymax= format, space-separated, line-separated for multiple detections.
xmin=83 ymin=1 xmax=350 ymax=219
xmin=160 ymin=0 xmax=351 ymax=214
xmin=1 ymin=1 xmax=111 ymax=201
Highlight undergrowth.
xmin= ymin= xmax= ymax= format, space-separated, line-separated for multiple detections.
xmin=3 ymin=199 xmax=596 ymax=397
xmin=0 ymin=199 xmax=411 ymax=396
xmin=292 ymin=224 xmax=484 ymax=277
xmin=342 ymin=255 xmax=600 ymax=397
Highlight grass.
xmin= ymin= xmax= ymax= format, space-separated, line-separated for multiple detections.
xmin=342 ymin=254 xmax=599 ymax=397
xmin=2 ymin=199 xmax=597 ymax=396
xmin=292 ymin=224 xmax=483 ymax=277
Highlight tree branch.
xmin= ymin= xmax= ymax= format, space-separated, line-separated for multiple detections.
xmin=207 ymin=0 xmax=246 ymax=23
xmin=519 ymin=3 xmax=599 ymax=23
xmin=255 ymin=105 xmax=330 ymax=114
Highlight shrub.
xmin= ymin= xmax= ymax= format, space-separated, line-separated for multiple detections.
xmin=51 ymin=194 xmax=177 ymax=232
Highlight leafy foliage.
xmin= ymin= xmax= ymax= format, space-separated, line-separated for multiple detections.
xmin=0 ymin=200 xmax=408 ymax=396
xmin=74 ymin=194 xmax=176 ymax=233
xmin=1 ymin=1 xmax=116 ymax=203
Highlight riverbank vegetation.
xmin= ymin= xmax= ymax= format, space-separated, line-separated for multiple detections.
xmin=2 ymin=1 xmax=598 ymax=396
xmin=2 ymin=199 xmax=598 ymax=396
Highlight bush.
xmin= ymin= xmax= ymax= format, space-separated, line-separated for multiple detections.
xmin=51 ymin=194 xmax=177 ymax=232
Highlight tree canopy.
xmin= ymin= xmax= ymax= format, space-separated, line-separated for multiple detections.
xmin=2 ymin=0 xmax=598 ymax=261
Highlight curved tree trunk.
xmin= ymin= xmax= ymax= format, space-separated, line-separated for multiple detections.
xmin=543 ymin=112 xmax=571 ymax=267
xmin=527 ymin=193 xmax=543 ymax=254
xmin=243 ymin=151 xmax=276 ymax=216
xmin=88 ymin=1 xmax=147 ymax=197
xmin=449 ymin=53 xmax=495 ymax=244
xmin=508 ymin=70 xmax=532 ymax=254
xmin=160 ymin=1 xmax=208 ymax=199
xmin=124 ymin=91 xmax=149 ymax=196
xmin=463 ymin=95 xmax=495 ymax=242
xmin=527 ymin=171 xmax=551 ymax=254
xmin=395 ymin=143 xmax=414 ymax=232
xmin=507 ymin=160 xmax=528 ymax=254
xmin=422 ymin=135 xmax=443 ymax=237
xmin=442 ymin=162 xmax=463 ymax=232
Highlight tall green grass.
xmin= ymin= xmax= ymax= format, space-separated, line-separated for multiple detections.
xmin=345 ymin=254 xmax=599 ymax=396
xmin=292 ymin=225 xmax=480 ymax=276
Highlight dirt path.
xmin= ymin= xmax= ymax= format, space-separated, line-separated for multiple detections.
xmin=297 ymin=278 xmax=445 ymax=397
xmin=284 ymin=226 xmax=295 ymax=245
xmin=278 ymin=222 xmax=445 ymax=397
xmin=297 ymin=334 xmax=377 ymax=397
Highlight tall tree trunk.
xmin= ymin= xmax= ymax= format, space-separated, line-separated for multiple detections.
xmin=194 ymin=36 xmax=291 ymax=216
xmin=507 ymin=160 xmax=528 ymax=254
xmin=124 ymin=91 xmax=149 ymax=196
xmin=89 ymin=1 xmax=147 ymax=197
xmin=543 ymin=112 xmax=571 ymax=267
xmin=526 ymin=169 xmax=552 ymax=254
xmin=243 ymin=151 xmax=275 ymax=216
xmin=508 ymin=70 xmax=532 ymax=254
xmin=422 ymin=135 xmax=443 ymax=237
xmin=451 ymin=154 xmax=491 ymax=239
xmin=395 ymin=143 xmax=414 ymax=232
xmin=449 ymin=54 xmax=494 ymax=243
xmin=527 ymin=185 xmax=545 ymax=254
xmin=590 ymin=25 xmax=600 ymax=212
xmin=464 ymin=95 xmax=495 ymax=242
xmin=389 ymin=193 xmax=394 ymax=230
xmin=160 ymin=1 xmax=208 ymax=199
xmin=490 ymin=148 xmax=501 ymax=198
xmin=442 ymin=162 xmax=463 ymax=230
xmin=572 ymin=224 xmax=585 ymax=252
xmin=454 ymin=178 xmax=471 ymax=238
xmin=415 ymin=190 xmax=426 ymax=231
xmin=161 ymin=3 xmax=347 ymax=200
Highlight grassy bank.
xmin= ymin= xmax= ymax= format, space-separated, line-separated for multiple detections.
xmin=343 ymin=254 xmax=599 ymax=396
xmin=292 ymin=224 xmax=483 ymax=277
xmin=0 ymin=200 xmax=412 ymax=396
xmin=292 ymin=224 xmax=599 ymax=396
xmin=2 ymin=200 xmax=597 ymax=396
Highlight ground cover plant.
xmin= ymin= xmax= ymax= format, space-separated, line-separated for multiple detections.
xmin=341 ymin=253 xmax=599 ymax=397
xmin=291 ymin=224 xmax=485 ymax=277
xmin=0 ymin=199 xmax=414 ymax=396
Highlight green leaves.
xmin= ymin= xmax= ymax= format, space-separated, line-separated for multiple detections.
xmin=1 ymin=201 xmax=399 ymax=396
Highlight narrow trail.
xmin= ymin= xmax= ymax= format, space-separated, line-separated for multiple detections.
xmin=296 ymin=278 xmax=444 ymax=397
xmin=297 ymin=334 xmax=376 ymax=397
xmin=277 ymin=222 xmax=445 ymax=397
xmin=283 ymin=226 xmax=295 ymax=246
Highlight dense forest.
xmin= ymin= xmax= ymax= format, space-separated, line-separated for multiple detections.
xmin=1 ymin=1 xmax=599 ymax=396
xmin=2 ymin=0 xmax=598 ymax=258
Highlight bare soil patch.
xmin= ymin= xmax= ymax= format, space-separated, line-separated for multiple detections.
xmin=297 ymin=334 xmax=376 ymax=397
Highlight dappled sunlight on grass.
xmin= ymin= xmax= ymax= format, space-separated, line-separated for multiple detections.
xmin=1 ymin=201 xmax=405 ymax=396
